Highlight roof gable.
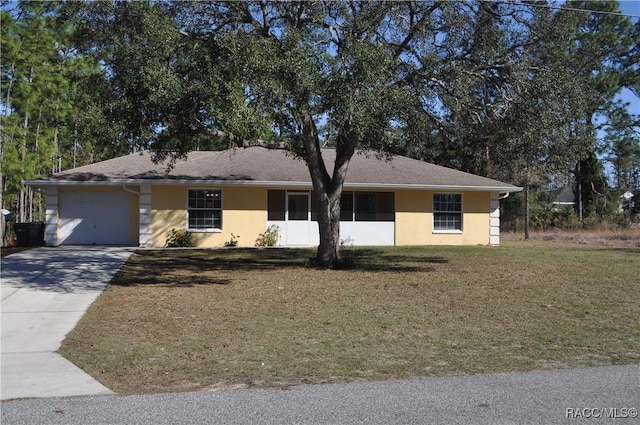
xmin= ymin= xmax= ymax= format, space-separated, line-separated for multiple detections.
xmin=26 ymin=147 xmax=521 ymax=192
xmin=553 ymin=186 xmax=576 ymax=204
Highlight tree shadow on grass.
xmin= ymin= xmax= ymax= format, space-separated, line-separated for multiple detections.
xmin=110 ymin=248 xmax=314 ymax=287
xmin=599 ymin=246 xmax=640 ymax=255
xmin=342 ymin=249 xmax=448 ymax=272
xmin=111 ymin=248 xmax=448 ymax=286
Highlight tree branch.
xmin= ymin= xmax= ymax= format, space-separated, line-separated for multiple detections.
xmin=393 ymin=2 xmax=439 ymax=59
xmin=194 ymin=119 xmax=284 ymax=149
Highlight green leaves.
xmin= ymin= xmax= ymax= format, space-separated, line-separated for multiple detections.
xmin=4 ymin=0 xmax=636 ymax=227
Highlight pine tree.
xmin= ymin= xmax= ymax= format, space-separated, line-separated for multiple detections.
xmin=1 ymin=1 xmax=106 ymax=220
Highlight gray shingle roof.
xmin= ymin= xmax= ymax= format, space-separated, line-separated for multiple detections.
xmin=553 ymin=186 xmax=576 ymax=204
xmin=25 ymin=147 xmax=521 ymax=192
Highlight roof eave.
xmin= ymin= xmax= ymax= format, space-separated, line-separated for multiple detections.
xmin=343 ymin=182 xmax=523 ymax=192
xmin=24 ymin=178 xmax=523 ymax=193
xmin=23 ymin=179 xmax=313 ymax=188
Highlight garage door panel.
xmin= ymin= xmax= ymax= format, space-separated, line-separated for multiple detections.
xmin=59 ymin=192 xmax=131 ymax=245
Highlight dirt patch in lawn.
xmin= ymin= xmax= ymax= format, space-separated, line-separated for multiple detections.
xmin=59 ymin=243 xmax=640 ymax=395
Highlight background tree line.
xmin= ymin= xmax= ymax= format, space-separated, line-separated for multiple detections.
xmin=1 ymin=1 xmax=638 ymax=257
xmin=1 ymin=2 xmax=134 ymax=222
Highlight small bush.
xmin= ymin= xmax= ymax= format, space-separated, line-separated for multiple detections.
xmin=551 ymin=206 xmax=581 ymax=229
xmin=224 ymin=233 xmax=240 ymax=247
xmin=165 ymin=229 xmax=192 ymax=247
xmin=255 ymin=225 xmax=280 ymax=246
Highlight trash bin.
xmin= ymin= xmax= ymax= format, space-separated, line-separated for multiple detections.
xmin=29 ymin=222 xmax=45 ymax=246
xmin=13 ymin=223 xmax=30 ymax=247
xmin=13 ymin=222 xmax=45 ymax=247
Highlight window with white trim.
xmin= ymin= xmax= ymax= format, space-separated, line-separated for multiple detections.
xmin=433 ymin=193 xmax=462 ymax=231
xmin=188 ymin=189 xmax=222 ymax=230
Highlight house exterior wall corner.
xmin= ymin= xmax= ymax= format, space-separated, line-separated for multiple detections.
xmin=45 ymin=187 xmax=59 ymax=246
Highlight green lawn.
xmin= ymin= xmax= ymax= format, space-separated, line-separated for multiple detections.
xmin=59 ymin=241 xmax=640 ymax=394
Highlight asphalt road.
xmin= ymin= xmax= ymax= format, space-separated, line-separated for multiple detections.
xmin=2 ymin=365 xmax=638 ymax=425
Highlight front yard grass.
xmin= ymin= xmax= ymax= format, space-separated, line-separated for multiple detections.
xmin=59 ymin=241 xmax=640 ymax=395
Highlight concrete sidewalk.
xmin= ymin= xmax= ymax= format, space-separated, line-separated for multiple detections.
xmin=1 ymin=246 xmax=134 ymax=400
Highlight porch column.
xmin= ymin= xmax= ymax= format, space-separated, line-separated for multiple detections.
xmin=139 ymin=184 xmax=152 ymax=247
xmin=489 ymin=193 xmax=500 ymax=246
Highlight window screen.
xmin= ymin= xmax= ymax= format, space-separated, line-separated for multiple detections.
xmin=188 ymin=189 xmax=222 ymax=230
xmin=433 ymin=193 xmax=462 ymax=231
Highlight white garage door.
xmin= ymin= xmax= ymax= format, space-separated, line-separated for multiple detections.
xmin=59 ymin=191 xmax=131 ymax=245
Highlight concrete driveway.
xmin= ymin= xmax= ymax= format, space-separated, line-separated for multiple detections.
xmin=1 ymin=246 xmax=134 ymax=401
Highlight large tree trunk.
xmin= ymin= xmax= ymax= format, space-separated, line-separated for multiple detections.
xmin=298 ymin=109 xmax=354 ymax=268
xmin=576 ymin=160 xmax=583 ymax=223
xmin=315 ymin=189 xmax=342 ymax=266
xmin=524 ymin=179 xmax=530 ymax=240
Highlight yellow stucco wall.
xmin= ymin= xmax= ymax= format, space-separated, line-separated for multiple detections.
xmin=150 ymin=185 xmax=268 ymax=247
xmin=395 ymin=190 xmax=491 ymax=246
xmin=53 ymin=186 xmax=494 ymax=247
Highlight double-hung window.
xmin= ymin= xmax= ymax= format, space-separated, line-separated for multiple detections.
xmin=433 ymin=193 xmax=462 ymax=232
xmin=188 ymin=189 xmax=222 ymax=230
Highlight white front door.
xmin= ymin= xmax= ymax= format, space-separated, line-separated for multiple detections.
xmin=286 ymin=192 xmax=313 ymax=245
